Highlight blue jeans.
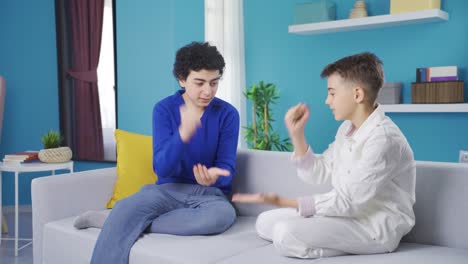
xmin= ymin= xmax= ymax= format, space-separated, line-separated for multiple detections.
xmin=90 ymin=183 xmax=236 ymax=264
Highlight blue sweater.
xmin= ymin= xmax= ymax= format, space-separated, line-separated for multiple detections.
xmin=152 ymin=90 xmax=240 ymax=194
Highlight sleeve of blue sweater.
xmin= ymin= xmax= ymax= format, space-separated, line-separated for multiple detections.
xmin=213 ymin=109 xmax=240 ymax=191
xmin=152 ymin=103 xmax=185 ymax=179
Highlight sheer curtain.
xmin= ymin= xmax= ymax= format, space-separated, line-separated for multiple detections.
xmin=205 ymin=0 xmax=247 ymax=148
xmin=97 ymin=0 xmax=116 ymax=161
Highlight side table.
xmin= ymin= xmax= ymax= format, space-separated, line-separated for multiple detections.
xmin=0 ymin=161 xmax=74 ymax=256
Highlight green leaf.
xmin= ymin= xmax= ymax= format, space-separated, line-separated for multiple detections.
xmin=41 ymin=130 xmax=64 ymax=149
xmin=244 ymin=80 xmax=290 ymax=152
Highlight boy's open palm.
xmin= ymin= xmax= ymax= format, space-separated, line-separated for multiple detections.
xmin=285 ymin=103 xmax=310 ymax=138
xmin=193 ymin=164 xmax=230 ymax=186
xmin=179 ymin=104 xmax=202 ymax=142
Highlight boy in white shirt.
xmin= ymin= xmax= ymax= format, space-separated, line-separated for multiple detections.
xmin=233 ymin=52 xmax=416 ymax=258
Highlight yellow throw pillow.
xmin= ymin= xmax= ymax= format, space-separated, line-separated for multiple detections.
xmin=106 ymin=129 xmax=157 ymax=208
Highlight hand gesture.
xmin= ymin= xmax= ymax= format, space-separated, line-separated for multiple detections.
xmin=179 ymin=104 xmax=202 ymax=142
xmin=231 ymin=193 xmax=279 ymax=206
xmin=193 ymin=164 xmax=230 ymax=186
xmin=284 ymin=103 xmax=309 ymax=139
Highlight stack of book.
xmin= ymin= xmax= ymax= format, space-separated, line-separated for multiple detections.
xmin=416 ymin=66 xmax=459 ymax=83
xmin=2 ymin=151 xmax=39 ymax=166
xmin=413 ymin=66 xmax=464 ymax=104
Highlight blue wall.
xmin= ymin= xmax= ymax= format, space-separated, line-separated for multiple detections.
xmin=0 ymin=0 xmax=114 ymax=206
xmin=244 ymin=0 xmax=468 ymax=162
xmin=116 ymin=0 xmax=204 ymax=135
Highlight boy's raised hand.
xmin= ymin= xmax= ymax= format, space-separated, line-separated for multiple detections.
xmin=284 ymin=103 xmax=310 ymax=138
xmin=193 ymin=164 xmax=230 ymax=186
xmin=285 ymin=103 xmax=310 ymax=156
xmin=179 ymin=104 xmax=202 ymax=143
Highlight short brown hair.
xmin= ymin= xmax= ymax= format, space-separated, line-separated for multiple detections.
xmin=321 ymin=52 xmax=384 ymax=104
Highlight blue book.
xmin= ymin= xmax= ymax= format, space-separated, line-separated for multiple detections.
xmin=416 ymin=68 xmax=426 ymax=83
xmin=420 ymin=68 xmax=427 ymax=83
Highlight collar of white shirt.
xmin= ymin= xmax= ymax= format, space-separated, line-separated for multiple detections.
xmin=345 ymin=104 xmax=386 ymax=143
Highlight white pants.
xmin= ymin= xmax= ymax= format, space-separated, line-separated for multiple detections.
xmin=256 ymin=208 xmax=388 ymax=259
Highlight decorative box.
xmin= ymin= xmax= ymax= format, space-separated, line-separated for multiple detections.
xmin=294 ymin=0 xmax=336 ymax=24
xmin=377 ymin=82 xmax=402 ymax=104
xmin=390 ymin=0 xmax=441 ymax=14
xmin=411 ymin=81 xmax=464 ymax=103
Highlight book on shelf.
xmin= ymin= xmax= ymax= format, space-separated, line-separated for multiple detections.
xmin=429 ymin=66 xmax=458 ymax=78
xmin=416 ymin=66 xmax=459 ymax=83
xmin=2 ymin=159 xmax=23 ymax=166
xmin=430 ymin=76 xmax=458 ymax=82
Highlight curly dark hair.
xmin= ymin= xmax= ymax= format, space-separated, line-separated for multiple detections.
xmin=321 ymin=52 xmax=384 ymax=104
xmin=173 ymin=42 xmax=225 ymax=81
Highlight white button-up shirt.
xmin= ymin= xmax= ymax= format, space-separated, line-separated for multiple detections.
xmin=292 ymin=105 xmax=416 ymax=251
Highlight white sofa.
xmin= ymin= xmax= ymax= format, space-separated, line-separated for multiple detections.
xmin=31 ymin=149 xmax=468 ymax=263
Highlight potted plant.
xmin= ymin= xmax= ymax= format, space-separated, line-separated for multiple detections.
xmin=244 ymin=81 xmax=292 ymax=151
xmin=38 ymin=130 xmax=72 ymax=163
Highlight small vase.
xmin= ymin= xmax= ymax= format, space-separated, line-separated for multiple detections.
xmin=349 ymin=0 xmax=368 ymax=19
xmin=38 ymin=147 xmax=73 ymax=163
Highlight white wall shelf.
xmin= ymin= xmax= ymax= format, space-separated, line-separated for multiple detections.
xmin=381 ymin=103 xmax=468 ymax=113
xmin=289 ymin=9 xmax=449 ymax=35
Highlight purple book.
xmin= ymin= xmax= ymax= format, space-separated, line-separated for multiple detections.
xmin=430 ymin=76 xmax=458 ymax=82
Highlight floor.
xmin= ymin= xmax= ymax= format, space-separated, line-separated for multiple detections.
xmin=0 ymin=206 xmax=33 ymax=264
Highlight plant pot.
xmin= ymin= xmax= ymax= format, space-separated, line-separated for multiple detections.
xmin=38 ymin=147 xmax=73 ymax=163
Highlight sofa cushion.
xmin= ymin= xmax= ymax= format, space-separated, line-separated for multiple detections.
xmin=42 ymin=217 xmax=468 ymax=264
xmin=106 ymin=129 xmax=157 ymax=208
xmin=217 ymin=243 xmax=468 ymax=264
xmin=43 ymin=216 xmax=270 ymax=264
xmin=44 ymin=215 xmax=468 ymax=264
xmin=43 ymin=218 xmax=98 ymax=264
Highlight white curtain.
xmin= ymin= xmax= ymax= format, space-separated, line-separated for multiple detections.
xmin=97 ymin=0 xmax=116 ymax=161
xmin=205 ymin=0 xmax=247 ymax=148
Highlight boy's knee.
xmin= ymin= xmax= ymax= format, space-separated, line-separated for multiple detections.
xmin=212 ymin=202 xmax=237 ymax=233
xmin=255 ymin=211 xmax=280 ymax=241
xmin=112 ymin=196 xmax=137 ymax=214
xmin=272 ymin=221 xmax=292 ymax=244
xmin=272 ymin=221 xmax=307 ymax=258
xmin=224 ymin=203 xmax=237 ymax=222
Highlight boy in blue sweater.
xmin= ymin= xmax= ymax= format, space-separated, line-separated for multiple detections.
xmin=77 ymin=42 xmax=240 ymax=264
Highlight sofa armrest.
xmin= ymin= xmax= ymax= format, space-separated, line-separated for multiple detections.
xmin=31 ymin=167 xmax=116 ymax=264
